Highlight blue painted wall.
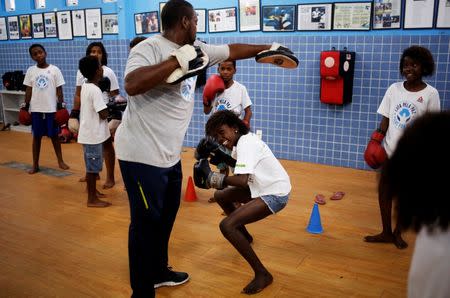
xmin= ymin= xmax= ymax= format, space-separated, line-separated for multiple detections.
xmin=1 ymin=1 xmax=449 ymax=170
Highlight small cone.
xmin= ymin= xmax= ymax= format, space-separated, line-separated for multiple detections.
xmin=306 ymin=203 xmax=323 ymax=234
xmin=184 ymin=176 xmax=197 ymax=202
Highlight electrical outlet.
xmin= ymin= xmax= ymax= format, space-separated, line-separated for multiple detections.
xmin=256 ymin=129 xmax=262 ymax=139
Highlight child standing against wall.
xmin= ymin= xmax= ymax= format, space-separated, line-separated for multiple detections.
xmin=23 ymin=44 xmax=69 ymax=174
xmin=364 ymin=45 xmax=441 ymax=248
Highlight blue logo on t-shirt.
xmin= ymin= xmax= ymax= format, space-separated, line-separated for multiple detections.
xmin=35 ymin=74 xmax=49 ymax=89
xmin=215 ymin=98 xmax=232 ymax=111
xmin=393 ymin=101 xmax=417 ymax=129
xmin=180 ymin=77 xmax=196 ymax=102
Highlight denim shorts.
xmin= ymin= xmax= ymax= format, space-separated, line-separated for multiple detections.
xmin=261 ymin=193 xmax=290 ymax=214
xmin=83 ymin=143 xmax=103 ymax=173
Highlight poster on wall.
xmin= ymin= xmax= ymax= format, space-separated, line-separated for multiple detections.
xmin=71 ymin=10 xmax=85 ymax=36
xmin=19 ymin=14 xmax=32 ymax=39
xmin=208 ymin=7 xmax=237 ymax=33
xmin=0 ymin=17 xmax=8 ymax=40
xmin=7 ymin=16 xmax=20 ymax=40
xmin=436 ymin=0 xmax=450 ymax=28
xmin=404 ymin=0 xmax=435 ymax=28
xmin=297 ymin=3 xmax=332 ymax=31
xmin=57 ymin=11 xmax=73 ymax=40
xmin=196 ymin=9 xmax=206 ymax=33
xmin=102 ymin=14 xmax=118 ymax=34
xmin=333 ymin=2 xmax=372 ymax=30
xmin=239 ymin=0 xmax=261 ymax=32
xmin=44 ymin=12 xmax=57 ymax=38
xmin=373 ymin=0 xmax=402 ymax=29
xmin=31 ymin=13 xmax=45 ymax=38
xmin=262 ymin=5 xmax=295 ymax=32
xmin=86 ymin=8 xmax=102 ymax=39
xmin=135 ymin=11 xmax=159 ymax=34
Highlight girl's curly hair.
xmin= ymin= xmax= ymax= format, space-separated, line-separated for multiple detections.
xmin=205 ymin=110 xmax=249 ymax=138
xmin=382 ymin=111 xmax=450 ymax=233
xmin=400 ymin=46 xmax=435 ymax=77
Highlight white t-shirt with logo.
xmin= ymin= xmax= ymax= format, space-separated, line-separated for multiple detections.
xmin=212 ymin=81 xmax=252 ymax=119
xmin=408 ymin=226 xmax=450 ymax=298
xmin=23 ymin=64 xmax=65 ymax=113
xmin=233 ymin=133 xmax=291 ymax=198
xmin=76 ymin=65 xmax=119 ymax=104
xmin=77 ymin=83 xmax=110 ymax=145
xmin=114 ymin=35 xmax=229 ymax=168
xmin=377 ymin=82 xmax=440 ymax=156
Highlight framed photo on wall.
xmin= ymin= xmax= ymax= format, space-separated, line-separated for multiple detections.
xmin=262 ymin=5 xmax=295 ymax=32
xmin=102 ymin=14 xmax=118 ymax=34
xmin=7 ymin=16 xmax=19 ymax=40
xmin=208 ymin=7 xmax=237 ymax=33
xmin=404 ymin=0 xmax=435 ymax=29
xmin=436 ymin=0 xmax=450 ymax=28
xmin=196 ymin=9 xmax=206 ymax=33
xmin=44 ymin=12 xmax=57 ymax=38
xmin=0 ymin=17 xmax=8 ymax=40
xmin=85 ymin=8 xmax=102 ymax=39
xmin=333 ymin=2 xmax=372 ymax=30
xmin=19 ymin=14 xmax=32 ymax=39
xmin=56 ymin=11 xmax=73 ymax=40
xmin=71 ymin=10 xmax=85 ymax=37
xmin=239 ymin=0 xmax=261 ymax=32
xmin=297 ymin=3 xmax=332 ymax=31
xmin=134 ymin=11 xmax=159 ymax=34
xmin=373 ymin=0 xmax=402 ymax=29
xmin=31 ymin=13 xmax=45 ymax=38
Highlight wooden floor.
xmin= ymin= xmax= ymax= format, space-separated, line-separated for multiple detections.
xmin=0 ymin=130 xmax=415 ymax=297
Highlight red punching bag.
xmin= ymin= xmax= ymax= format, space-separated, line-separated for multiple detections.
xmin=320 ymin=49 xmax=355 ymax=105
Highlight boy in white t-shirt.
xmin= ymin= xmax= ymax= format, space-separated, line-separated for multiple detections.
xmin=77 ymin=56 xmax=111 ymax=208
xmin=23 ymin=44 xmax=69 ymax=174
xmin=70 ymin=42 xmax=119 ymax=189
xmin=203 ymin=60 xmax=252 ymax=127
xmin=194 ymin=110 xmax=291 ymax=295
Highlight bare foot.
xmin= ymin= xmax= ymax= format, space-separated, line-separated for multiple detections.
xmin=208 ymin=197 xmax=216 ymax=203
xmin=79 ymin=174 xmax=100 ymax=182
xmin=103 ymin=180 xmax=115 ymax=189
xmin=393 ymin=232 xmax=408 ymax=249
xmin=242 ymin=272 xmax=273 ymax=295
xmin=96 ymin=189 xmax=106 ymax=198
xmin=364 ymin=233 xmax=408 ymax=249
xmin=87 ymin=199 xmax=111 ymax=208
xmin=58 ymin=161 xmax=69 ymax=170
xmin=28 ymin=167 xmax=40 ymax=174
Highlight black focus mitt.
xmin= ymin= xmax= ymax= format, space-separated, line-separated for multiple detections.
xmin=255 ymin=42 xmax=299 ymax=69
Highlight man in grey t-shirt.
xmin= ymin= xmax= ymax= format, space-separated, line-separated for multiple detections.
xmin=115 ymin=1 xmax=297 ymax=296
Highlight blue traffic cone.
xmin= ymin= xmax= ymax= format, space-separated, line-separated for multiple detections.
xmin=307 ymin=203 xmax=323 ymax=234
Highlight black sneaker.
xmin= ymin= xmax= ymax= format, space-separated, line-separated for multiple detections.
xmin=154 ymin=267 xmax=189 ymax=289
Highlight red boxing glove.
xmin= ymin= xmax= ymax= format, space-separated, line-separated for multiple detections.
xmin=203 ymin=74 xmax=224 ymax=106
xmin=364 ymin=130 xmax=387 ymax=169
xmin=18 ymin=108 xmax=31 ymax=126
xmin=55 ymin=103 xmax=70 ymax=126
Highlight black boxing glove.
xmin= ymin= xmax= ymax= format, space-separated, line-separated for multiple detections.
xmin=193 ymin=159 xmax=226 ymax=189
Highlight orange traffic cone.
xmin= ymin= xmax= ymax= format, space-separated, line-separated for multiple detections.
xmin=184 ymin=176 xmax=197 ymax=202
